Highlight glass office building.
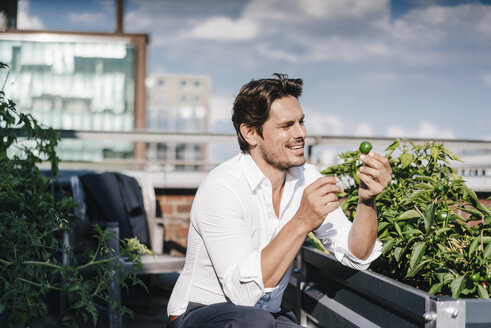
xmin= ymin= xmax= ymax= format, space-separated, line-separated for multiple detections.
xmin=0 ymin=32 xmax=139 ymax=161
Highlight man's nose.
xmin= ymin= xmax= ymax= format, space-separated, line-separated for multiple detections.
xmin=293 ymin=123 xmax=306 ymax=138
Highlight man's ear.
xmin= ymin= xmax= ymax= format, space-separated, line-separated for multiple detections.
xmin=240 ymin=123 xmax=258 ymax=148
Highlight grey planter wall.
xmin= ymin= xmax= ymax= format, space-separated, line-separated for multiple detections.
xmin=283 ymin=247 xmax=491 ymax=328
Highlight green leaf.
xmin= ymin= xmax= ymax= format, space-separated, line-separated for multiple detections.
xmin=71 ymin=298 xmax=86 ymax=309
xmin=394 ymin=221 xmax=403 ymax=237
xmin=410 ymin=242 xmax=426 ymax=270
xmin=450 ymin=275 xmax=467 ymax=299
xmin=424 ymin=203 xmax=435 ymax=233
xmin=377 ymin=221 xmax=390 ymax=232
xmin=415 ymin=176 xmax=436 ymax=183
xmin=468 ymin=237 xmax=480 ymax=257
xmin=459 ymin=207 xmax=483 ymax=218
xmin=437 ymin=272 xmax=454 ymax=283
xmin=435 ymin=227 xmax=452 ymax=235
xmin=413 ymin=183 xmax=434 ymax=190
xmin=382 ymin=209 xmax=400 ymax=219
xmin=402 ymin=228 xmax=422 ymax=236
xmin=382 ymin=238 xmax=396 ymax=255
xmin=408 ymin=190 xmax=428 ymax=202
xmin=375 ymin=188 xmax=389 ymax=201
xmin=461 ymin=184 xmax=491 ymax=215
xmin=385 ymin=139 xmax=399 ymax=151
xmin=442 ymin=145 xmax=462 ymax=162
xmin=429 ymin=282 xmax=444 ymax=295
xmin=484 ymin=242 xmax=491 ymax=259
xmin=398 ymin=209 xmax=421 ymax=220
xmin=400 ymin=152 xmax=414 ymax=168
xmin=477 ymin=284 xmax=490 ymax=299
xmin=394 ymin=247 xmax=404 ymax=262
xmin=431 ymin=146 xmax=440 ymax=162
xmin=450 ymin=173 xmax=464 ymax=182
xmin=406 ymin=259 xmax=430 ymax=278
xmin=353 ymin=173 xmax=360 ymax=185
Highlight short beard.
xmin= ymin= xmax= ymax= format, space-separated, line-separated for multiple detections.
xmin=261 ymin=145 xmax=306 ymax=171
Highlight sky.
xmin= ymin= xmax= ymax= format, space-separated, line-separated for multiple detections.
xmin=14 ymin=0 xmax=491 ymax=144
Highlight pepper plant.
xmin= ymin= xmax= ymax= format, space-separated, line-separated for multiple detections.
xmin=0 ymin=63 xmax=150 ymax=327
xmin=318 ymin=139 xmax=491 ymax=299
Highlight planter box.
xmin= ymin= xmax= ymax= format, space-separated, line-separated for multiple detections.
xmin=283 ymin=246 xmax=490 ymax=328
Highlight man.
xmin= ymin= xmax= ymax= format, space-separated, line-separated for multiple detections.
xmin=167 ymin=74 xmax=392 ymax=327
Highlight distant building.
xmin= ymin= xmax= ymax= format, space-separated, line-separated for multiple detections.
xmin=0 ymin=30 xmax=148 ymax=162
xmin=145 ymin=73 xmax=210 ymax=171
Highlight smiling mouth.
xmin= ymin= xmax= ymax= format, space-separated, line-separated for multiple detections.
xmin=287 ymin=143 xmax=304 ymax=151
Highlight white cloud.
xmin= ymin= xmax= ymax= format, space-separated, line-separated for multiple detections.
xmin=385 ymin=122 xmax=456 ymax=139
xmin=125 ymin=0 xmax=491 ymax=70
xmin=17 ymin=0 xmax=44 ymax=29
xmin=299 ymin=0 xmax=388 ymax=20
xmin=386 ymin=126 xmax=406 ymax=138
xmin=241 ymin=0 xmax=392 ymax=63
xmin=122 ymin=0 xmax=491 ymax=140
xmin=354 ymin=123 xmax=373 ymax=137
xmin=390 ymin=3 xmax=491 ymax=67
xmin=417 ymin=121 xmax=456 ymax=139
xmin=306 ymin=112 xmax=343 ymax=135
xmin=186 ymin=17 xmax=258 ymax=41
xmin=68 ymin=12 xmax=108 ymax=25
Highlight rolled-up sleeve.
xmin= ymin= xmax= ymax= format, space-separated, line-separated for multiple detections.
xmin=314 ymin=207 xmax=382 ymax=270
xmin=193 ymin=182 xmax=266 ymax=306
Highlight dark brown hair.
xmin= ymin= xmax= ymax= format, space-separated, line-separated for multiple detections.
xmin=232 ymin=73 xmax=303 ymax=152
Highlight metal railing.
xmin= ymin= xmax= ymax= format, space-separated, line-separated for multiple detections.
xmin=44 ymin=129 xmax=491 ymax=190
xmin=283 ymin=247 xmax=490 ymax=328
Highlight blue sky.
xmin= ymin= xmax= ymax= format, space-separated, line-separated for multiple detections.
xmin=17 ymin=0 xmax=491 ymax=141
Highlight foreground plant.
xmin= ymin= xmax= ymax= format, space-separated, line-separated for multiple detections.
xmin=0 ymin=63 xmax=150 ymax=327
xmin=318 ymin=139 xmax=491 ymax=299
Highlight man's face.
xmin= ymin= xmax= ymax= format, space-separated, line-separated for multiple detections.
xmin=255 ymin=95 xmax=307 ymax=171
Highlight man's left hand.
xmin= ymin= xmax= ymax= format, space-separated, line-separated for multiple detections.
xmin=357 ymin=152 xmax=392 ymax=202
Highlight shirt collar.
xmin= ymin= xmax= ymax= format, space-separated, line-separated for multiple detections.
xmin=239 ymin=153 xmax=305 ymax=191
xmin=240 ymin=153 xmax=266 ymax=191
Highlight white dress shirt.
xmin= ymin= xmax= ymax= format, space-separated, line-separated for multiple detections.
xmin=167 ymin=153 xmax=382 ymax=316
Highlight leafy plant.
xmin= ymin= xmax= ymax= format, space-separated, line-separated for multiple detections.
xmin=0 ymin=63 xmax=150 ymax=327
xmin=319 ymin=139 xmax=491 ymax=299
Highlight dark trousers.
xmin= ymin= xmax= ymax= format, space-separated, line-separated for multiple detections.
xmin=168 ymin=302 xmax=303 ymax=328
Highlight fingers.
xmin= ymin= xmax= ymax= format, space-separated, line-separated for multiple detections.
xmin=360 ymin=151 xmax=392 ymax=173
xmin=357 ymin=171 xmax=385 ymax=196
xmin=357 ymin=151 xmax=392 ymax=200
xmin=360 ymin=152 xmax=392 ymax=179
xmin=304 ymin=176 xmax=342 ymax=213
xmin=326 ymin=200 xmax=340 ymax=213
xmin=309 ymin=176 xmax=344 ymax=195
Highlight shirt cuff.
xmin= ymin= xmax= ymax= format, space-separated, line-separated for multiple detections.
xmin=237 ymin=249 xmax=278 ymax=293
xmin=314 ymin=207 xmax=382 ymax=270
xmin=236 ymin=249 xmax=266 ymax=291
xmin=333 ymin=238 xmax=382 ymax=270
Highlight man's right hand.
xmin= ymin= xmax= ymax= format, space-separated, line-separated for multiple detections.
xmin=294 ymin=176 xmax=343 ymax=233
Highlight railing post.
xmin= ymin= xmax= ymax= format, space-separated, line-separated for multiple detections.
xmin=107 ymin=222 xmax=122 ymax=328
xmin=294 ymin=249 xmax=305 ymax=325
